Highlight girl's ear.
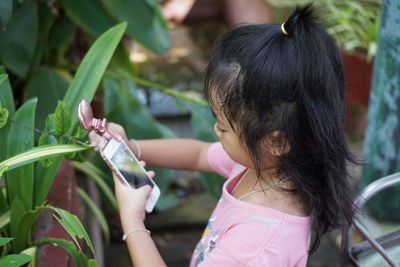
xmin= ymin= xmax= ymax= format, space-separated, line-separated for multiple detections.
xmin=266 ymin=131 xmax=291 ymax=157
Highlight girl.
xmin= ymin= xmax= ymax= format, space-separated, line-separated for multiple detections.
xmin=90 ymin=4 xmax=356 ymax=266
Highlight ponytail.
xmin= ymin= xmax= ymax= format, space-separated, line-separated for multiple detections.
xmin=205 ymin=3 xmax=359 ymax=254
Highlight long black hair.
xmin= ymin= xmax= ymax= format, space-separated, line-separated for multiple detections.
xmin=205 ymin=4 xmax=358 ymax=253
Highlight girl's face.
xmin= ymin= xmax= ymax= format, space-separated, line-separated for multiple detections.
xmin=211 ymin=97 xmax=284 ymax=173
xmin=212 ymin=110 xmax=255 ymax=169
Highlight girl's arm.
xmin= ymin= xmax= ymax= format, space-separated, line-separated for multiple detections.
xmin=136 ymin=139 xmax=213 ymax=172
xmin=112 ymin=168 xmax=166 ymax=267
xmin=99 ymin=122 xmax=215 ymax=173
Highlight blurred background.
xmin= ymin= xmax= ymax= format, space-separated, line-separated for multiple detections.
xmin=1 ymin=0 xmax=399 ymax=266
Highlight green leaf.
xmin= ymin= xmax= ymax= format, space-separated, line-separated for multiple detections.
xmin=109 ymin=44 xmax=137 ymax=76
xmin=30 ymin=2 xmax=56 ymax=71
xmin=0 ymin=210 xmax=10 ymax=231
xmin=19 ymin=247 xmax=36 ymax=266
xmin=0 ymin=253 xmax=32 ymax=267
xmin=6 ymin=98 xmax=37 ymax=210
xmin=48 ymin=17 xmax=76 ymax=49
xmin=51 ymin=207 xmax=96 ymax=255
xmin=10 ymin=197 xmax=26 ymax=252
xmin=59 ymin=0 xmax=116 ymax=36
xmin=100 ymin=0 xmax=170 ymax=53
xmin=25 ymin=67 xmax=69 ymax=132
xmin=73 ymin=161 xmax=117 ymax=210
xmin=0 ymin=237 xmax=13 ymax=247
xmin=35 ymin=22 xmax=126 ymax=208
xmin=54 ymin=101 xmax=71 ymax=135
xmin=38 ymin=134 xmax=58 ymax=167
xmin=35 ymin=238 xmax=95 ymax=267
xmin=103 ymin=75 xmax=177 ymax=192
xmin=0 ymin=108 xmax=8 ymax=128
xmin=176 ymin=100 xmax=224 ymax=198
xmin=63 ymin=22 xmax=127 ymax=128
xmin=77 ymin=187 xmax=110 ymax=244
xmin=0 ymin=72 xmax=15 ymax=162
xmin=0 ymin=144 xmax=92 ymax=173
xmin=0 ymin=1 xmax=38 ymax=78
xmin=0 ymin=0 xmax=12 ymax=28
xmin=0 ymin=165 xmax=8 ymax=178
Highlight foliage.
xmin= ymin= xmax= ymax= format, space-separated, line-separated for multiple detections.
xmin=320 ymin=0 xmax=381 ymax=60
xmin=1 ymin=0 xmax=224 ymax=264
xmin=0 ymin=21 xmax=127 ymax=265
xmin=282 ymin=0 xmax=381 ymax=59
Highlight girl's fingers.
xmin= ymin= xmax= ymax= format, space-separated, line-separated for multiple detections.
xmin=147 ymin=170 xmax=155 ymax=179
xmin=139 ymin=160 xmax=146 ymax=167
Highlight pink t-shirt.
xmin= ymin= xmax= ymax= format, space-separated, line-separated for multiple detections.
xmin=189 ymin=142 xmax=311 ymax=267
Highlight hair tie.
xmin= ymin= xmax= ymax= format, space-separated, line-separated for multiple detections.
xmin=281 ymin=23 xmax=289 ymax=35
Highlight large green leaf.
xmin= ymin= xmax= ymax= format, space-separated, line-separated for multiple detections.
xmin=51 ymin=207 xmax=95 ymax=255
xmin=25 ymin=67 xmax=69 ymax=131
xmin=35 ymin=238 xmax=96 ymax=267
xmin=177 ymin=100 xmax=224 ymax=198
xmin=0 ymin=144 xmax=92 ymax=176
xmin=0 ymin=210 xmax=10 ymax=231
xmin=0 ymin=0 xmax=12 ymax=28
xmin=0 ymin=72 xmax=15 ymax=162
xmin=73 ymin=161 xmax=117 ymax=210
xmin=0 ymin=108 xmax=8 ymax=128
xmin=35 ymin=22 xmax=127 ymax=207
xmin=77 ymin=187 xmax=110 ymax=244
xmin=0 ymin=237 xmax=13 ymax=247
xmin=6 ymin=98 xmax=37 ymax=210
xmin=10 ymin=197 xmax=26 ymax=252
xmin=48 ymin=17 xmax=76 ymax=50
xmin=103 ymin=74 xmax=178 ymax=209
xmin=100 ymin=0 xmax=170 ymax=53
xmin=59 ymin=0 xmax=116 ymax=36
xmin=10 ymin=205 xmax=95 ymax=265
xmin=0 ymin=253 xmax=32 ymax=267
xmin=30 ymin=2 xmax=56 ymax=71
xmin=62 ymin=22 xmax=127 ymax=127
xmin=0 ymin=1 xmax=38 ymax=78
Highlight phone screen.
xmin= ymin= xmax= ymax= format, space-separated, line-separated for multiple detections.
xmin=110 ymin=142 xmax=154 ymax=189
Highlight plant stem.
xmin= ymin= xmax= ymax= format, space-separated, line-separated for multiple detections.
xmin=106 ymin=72 xmax=209 ymax=107
xmin=55 ymin=64 xmax=209 ymax=107
xmin=7 ymin=117 xmax=88 ymax=146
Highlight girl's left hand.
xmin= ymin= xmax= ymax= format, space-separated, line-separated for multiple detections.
xmin=111 ymin=161 xmax=155 ymax=230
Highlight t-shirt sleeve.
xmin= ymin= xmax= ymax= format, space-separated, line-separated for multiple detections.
xmin=207 ymin=142 xmax=236 ymax=178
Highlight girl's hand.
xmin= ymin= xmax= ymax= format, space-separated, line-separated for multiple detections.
xmin=88 ymin=122 xmax=129 ymax=151
xmin=112 ymin=161 xmax=155 ymax=230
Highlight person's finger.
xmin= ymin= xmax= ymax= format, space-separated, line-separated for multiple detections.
xmin=147 ymin=170 xmax=155 ymax=179
xmin=89 ymin=131 xmax=100 ymax=146
xmin=139 ymin=160 xmax=146 ymax=167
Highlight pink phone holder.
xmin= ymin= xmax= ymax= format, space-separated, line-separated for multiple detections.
xmin=78 ymin=99 xmax=114 ymax=142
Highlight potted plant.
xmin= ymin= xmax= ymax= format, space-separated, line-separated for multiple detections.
xmin=320 ymin=0 xmax=381 ymax=136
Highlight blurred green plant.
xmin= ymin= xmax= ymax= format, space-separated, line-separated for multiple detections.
xmin=321 ymin=0 xmax=380 ymax=60
xmin=279 ymin=0 xmax=381 ymax=60
xmin=1 ymin=1 xmax=224 ymax=262
xmin=0 ymin=22 xmax=127 ymax=265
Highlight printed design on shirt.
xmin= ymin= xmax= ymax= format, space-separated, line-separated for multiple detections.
xmin=225 ymin=215 xmax=281 ymax=228
xmin=194 ymin=216 xmax=220 ymax=266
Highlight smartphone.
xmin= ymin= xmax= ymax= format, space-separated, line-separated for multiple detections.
xmin=101 ymin=138 xmax=160 ymax=212
xmin=77 ymin=99 xmax=160 ymax=212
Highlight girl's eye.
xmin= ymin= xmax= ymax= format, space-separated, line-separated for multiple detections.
xmin=217 ymin=125 xmax=226 ymax=133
